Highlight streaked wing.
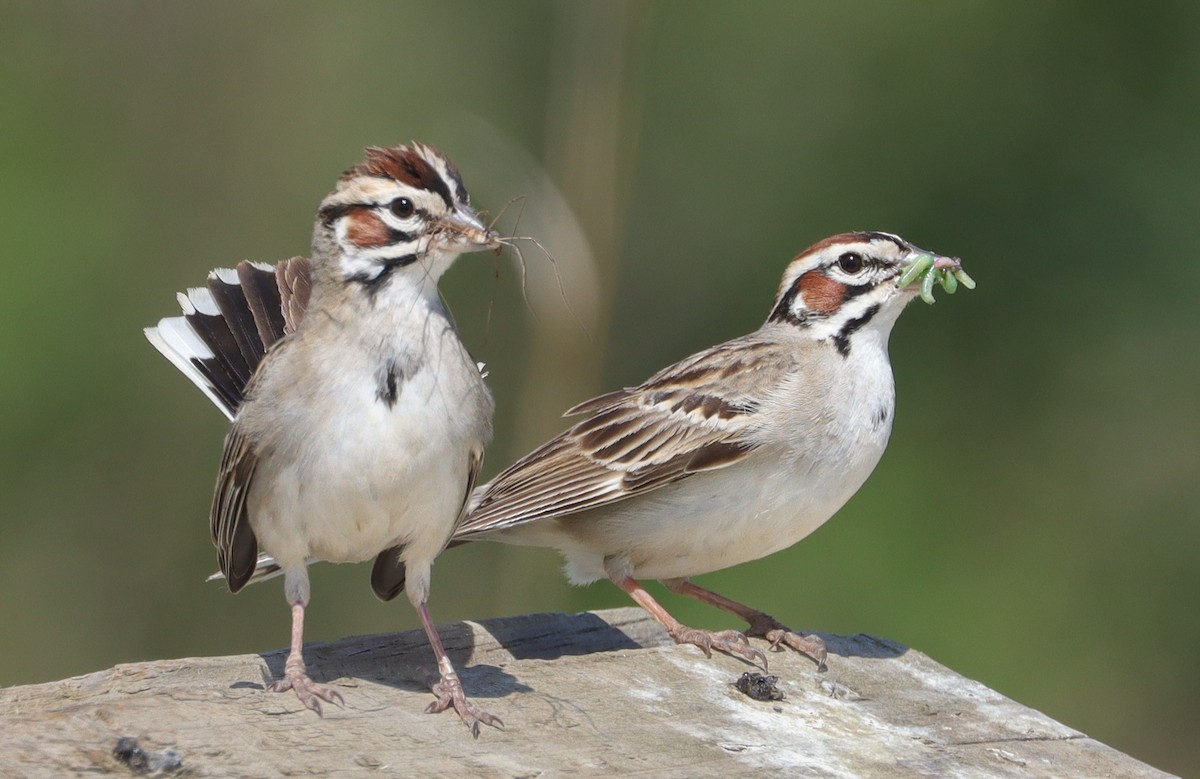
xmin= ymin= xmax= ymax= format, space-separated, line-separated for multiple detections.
xmin=459 ymin=334 xmax=791 ymax=537
xmin=210 ymin=423 xmax=260 ymax=592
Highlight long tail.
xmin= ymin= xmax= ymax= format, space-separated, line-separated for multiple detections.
xmin=144 ymin=258 xmax=312 ymax=418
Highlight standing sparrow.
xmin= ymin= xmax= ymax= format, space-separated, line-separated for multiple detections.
xmin=146 ymin=143 xmax=502 ymax=733
xmin=455 ymin=232 xmax=969 ymax=669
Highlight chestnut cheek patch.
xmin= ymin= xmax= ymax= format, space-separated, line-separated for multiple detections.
xmin=798 ymin=270 xmax=847 ymax=316
xmin=345 ymin=209 xmax=392 ymax=249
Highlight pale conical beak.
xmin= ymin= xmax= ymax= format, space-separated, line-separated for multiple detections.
xmin=434 ymin=206 xmax=501 ymax=253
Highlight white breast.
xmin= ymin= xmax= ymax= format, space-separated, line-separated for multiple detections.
xmin=243 ymin=289 xmax=492 ymax=570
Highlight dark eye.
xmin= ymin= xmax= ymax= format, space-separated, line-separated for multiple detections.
xmin=837 ymin=252 xmax=865 ymax=273
xmin=389 ymin=197 xmax=415 ymax=218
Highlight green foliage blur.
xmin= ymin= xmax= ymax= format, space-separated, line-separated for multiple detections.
xmin=2 ymin=2 xmax=1197 ymax=773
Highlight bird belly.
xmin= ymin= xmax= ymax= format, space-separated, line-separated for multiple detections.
xmin=532 ymin=440 xmax=888 ymax=584
xmin=263 ymin=457 xmax=465 ymax=565
xmin=247 ymin=356 xmax=486 ymax=569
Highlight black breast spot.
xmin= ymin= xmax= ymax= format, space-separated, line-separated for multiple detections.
xmin=377 ymin=360 xmax=402 ymax=408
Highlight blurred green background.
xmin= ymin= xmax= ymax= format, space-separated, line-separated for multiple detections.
xmin=2 ymin=1 xmax=1197 ymax=773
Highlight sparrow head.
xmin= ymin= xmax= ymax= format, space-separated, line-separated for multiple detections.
xmin=768 ymin=231 xmax=958 ymax=356
xmin=312 ymin=142 xmax=499 ymax=292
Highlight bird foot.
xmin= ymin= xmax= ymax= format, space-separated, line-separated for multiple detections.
xmin=268 ymin=662 xmax=344 ymax=715
xmin=668 ymin=625 xmax=767 ymax=668
xmin=745 ymin=615 xmax=827 ymax=670
xmin=423 ymin=669 xmax=503 ymax=738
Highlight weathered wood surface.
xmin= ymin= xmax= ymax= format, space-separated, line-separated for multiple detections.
xmin=0 ymin=608 xmax=1172 ymax=778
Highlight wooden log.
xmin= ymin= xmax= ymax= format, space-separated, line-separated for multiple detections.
xmin=0 ymin=608 xmax=1172 ymax=777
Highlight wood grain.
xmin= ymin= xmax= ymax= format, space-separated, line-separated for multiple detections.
xmin=0 ymin=609 xmax=1171 ymax=778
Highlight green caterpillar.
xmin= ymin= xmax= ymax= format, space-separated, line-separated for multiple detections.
xmin=896 ymin=254 xmax=976 ymax=304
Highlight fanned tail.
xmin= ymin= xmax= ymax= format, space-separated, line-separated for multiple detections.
xmin=144 ymin=258 xmax=313 ymax=419
xmin=148 ymin=257 xmax=314 ymax=589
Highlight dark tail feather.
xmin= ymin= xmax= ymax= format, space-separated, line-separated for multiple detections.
xmin=187 ymin=280 xmax=255 ymax=395
xmin=145 ymin=259 xmax=313 ymax=418
xmin=236 ymin=261 xmax=287 ymax=348
xmin=207 ymin=267 xmax=269 ymax=371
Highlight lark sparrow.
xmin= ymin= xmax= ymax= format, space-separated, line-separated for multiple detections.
xmin=455 ymin=232 xmax=967 ymax=669
xmin=146 ymin=143 xmax=502 ymax=733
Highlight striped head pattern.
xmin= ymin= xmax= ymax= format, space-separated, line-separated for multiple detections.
xmin=314 ymin=142 xmax=498 ymax=291
xmin=768 ymin=231 xmax=957 ymax=356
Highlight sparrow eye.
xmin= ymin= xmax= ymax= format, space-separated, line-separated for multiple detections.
xmin=837 ymin=252 xmax=865 ymax=273
xmin=389 ymin=197 xmax=415 ymax=218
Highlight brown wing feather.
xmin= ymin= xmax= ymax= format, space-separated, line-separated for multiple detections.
xmin=275 ymin=257 xmax=313 ymax=334
xmin=210 ymin=424 xmax=260 ymax=592
xmin=459 ymin=334 xmax=791 ymax=537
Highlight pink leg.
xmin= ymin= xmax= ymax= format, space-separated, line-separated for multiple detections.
xmin=416 ymin=600 xmax=502 ymax=737
xmin=664 ymin=579 xmax=827 ymax=669
xmin=267 ymin=602 xmax=345 ymax=714
xmin=613 ymin=575 xmax=766 ymax=667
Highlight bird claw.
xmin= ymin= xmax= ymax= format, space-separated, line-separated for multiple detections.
xmin=669 ymin=626 xmax=768 ymax=668
xmin=268 ymin=668 xmax=345 ymax=715
xmin=753 ymin=623 xmax=828 ymax=670
xmin=424 ymin=670 xmax=503 ymax=737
